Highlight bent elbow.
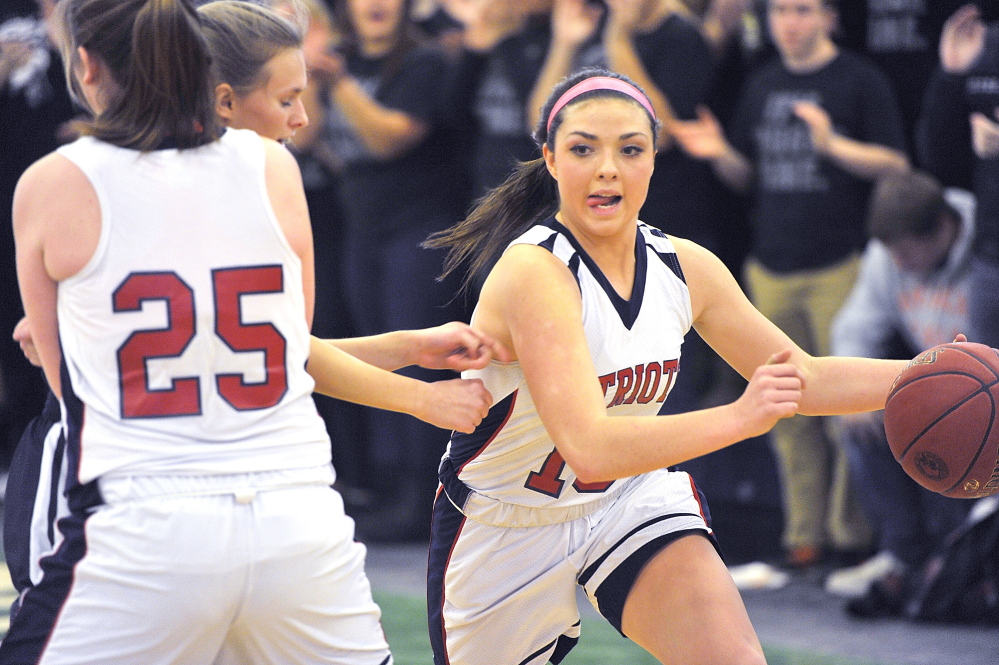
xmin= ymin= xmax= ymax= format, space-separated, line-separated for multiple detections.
xmin=560 ymin=445 xmax=614 ymax=485
xmin=571 ymin=464 xmax=612 ymax=486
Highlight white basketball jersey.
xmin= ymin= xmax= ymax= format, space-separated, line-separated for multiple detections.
xmin=440 ymin=219 xmax=692 ymax=523
xmin=55 ymin=130 xmax=330 ymax=483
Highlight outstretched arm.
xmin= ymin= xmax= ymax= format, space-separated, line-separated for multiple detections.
xmin=792 ymin=101 xmax=909 ymax=180
xmin=671 ymin=105 xmax=753 ymax=191
xmin=676 ymin=238 xmax=908 ymax=417
xmin=306 ymin=337 xmax=494 ymax=433
xmin=320 ymin=321 xmax=511 ymax=372
xmin=602 ymin=0 xmax=680 ymax=148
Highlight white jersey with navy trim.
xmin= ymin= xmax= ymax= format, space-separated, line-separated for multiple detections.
xmin=55 ymin=130 xmax=330 ymax=483
xmin=440 ymin=218 xmax=692 ymax=522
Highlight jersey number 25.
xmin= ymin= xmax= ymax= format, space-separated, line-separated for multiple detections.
xmin=114 ymin=267 xmax=287 ymax=418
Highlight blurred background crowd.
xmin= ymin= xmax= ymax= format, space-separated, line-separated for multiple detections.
xmin=2 ymin=0 xmax=999 ymax=617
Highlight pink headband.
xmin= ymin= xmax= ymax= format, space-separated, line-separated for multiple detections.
xmin=546 ymin=76 xmax=657 ymax=133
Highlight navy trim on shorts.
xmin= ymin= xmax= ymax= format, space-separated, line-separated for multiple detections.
xmin=0 ymin=356 xmax=106 ymax=661
xmin=595 ymin=528 xmax=719 ymax=636
xmin=549 ymin=627 xmax=580 ymax=664
xmin=0 ymin=506 xmax=94 ymax=663
xmin=515 ymin=622 xmax=579 ymax=665
xmin=428 ymin=489 xmax=466 ymax=665
xmin=578 ymin=512 xmax=705 ymax=587
xmin=3 ymin=392 xmax=61 ymax=595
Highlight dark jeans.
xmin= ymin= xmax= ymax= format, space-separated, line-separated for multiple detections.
xmin=969 ymin=256 xmax=999 ymax=349
xmin=836 ymin=413 xmax=969 ymax=567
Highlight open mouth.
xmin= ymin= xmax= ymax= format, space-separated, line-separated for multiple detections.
xmin=587 ymin=194 xmax=622 ymax=209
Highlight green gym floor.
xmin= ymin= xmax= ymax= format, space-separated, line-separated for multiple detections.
xmin=2 ymin=542 xmax=996 ymax=663
xmin=366 ymin=544 xmax=999 ymax=665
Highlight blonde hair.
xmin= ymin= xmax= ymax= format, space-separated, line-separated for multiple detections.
xmin=198 ymin=0 xmax=303 ymax=95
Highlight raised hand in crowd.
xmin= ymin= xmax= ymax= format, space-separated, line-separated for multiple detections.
xmin=444 ymin=0 xmax=526 ymax=52
xmin=0 ymin=37 xmax=33 ymax=92
xmin=670 ymin=104 xmax=753 ymax=191
xmin=940 ymin=3 xmax=987 ymax=75
xmin=526 ymin=0 xmax=603 ymax=129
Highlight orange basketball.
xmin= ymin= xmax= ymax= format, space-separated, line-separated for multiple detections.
xmin=884 ymin=342 xmax=999 ymax=499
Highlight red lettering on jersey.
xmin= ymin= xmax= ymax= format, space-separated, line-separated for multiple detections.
xmin=599 ymin=372 xmax=616 ymax=398
xmin=656 ymin=359 xmax=679 ymax=402
xmin=115 ymin=272 xmax=200 ymax=418
xmin=623 ymin=364 xmax=644 ymax=404
xmin=636 ymin=362 xmax=661 ymax=404
xmin=611 ymin=367 xmax=635 ymax=407
xmin=573 ymin=476 xmax=614 ymax=493
xmin=524 ymin=448 xmax=567 ymax=498
xmin=213 ymin=266 xmax=288 ymax=411
xmin=525 ymin=446 xmax=614 ymax=497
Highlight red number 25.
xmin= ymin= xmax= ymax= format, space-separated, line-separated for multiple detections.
xmin=113 ymin=266 xmax=288 ymax=419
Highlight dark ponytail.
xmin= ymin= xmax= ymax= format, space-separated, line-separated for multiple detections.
xmin=425 ymin=158 xmax=558 ymax=293
xmin=426 ymin=67 xmax=657 ymax=294
xmin=59 ymin=0 xmax=220 ymax=150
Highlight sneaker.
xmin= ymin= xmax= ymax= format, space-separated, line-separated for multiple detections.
xmin=824 ymin=551 xmax=906 ymax=599
xmin=784 ymin=544 xmax=822 ymax=569
xmin=729 ymin=561 xmax=791 ymax=590
xmin=845 ymin=573 xmax=908 ymax=618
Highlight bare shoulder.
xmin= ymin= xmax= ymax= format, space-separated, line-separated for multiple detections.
xmin=13 ymin=153 xmax=101 ymax=241
xmin=14 ymin=152 xmax=101 ymax=279
xmin=260 ymin=137 xmax=310 ymax=255
xmin=14 ymin=152 xmax=94 ymax=222
xmin=261 ymin=137 xmax=303 ymax=185
xmin=483 ymin=243 xmax=580 ymax=303
xmin=475 ymin=243 xmax=582 ymax=359
xmin=262 ymin=135 xmax=299 ymax=165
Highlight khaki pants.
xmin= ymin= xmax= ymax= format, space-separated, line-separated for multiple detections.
xmin=744 ymin=256 xmax=871 ymax=551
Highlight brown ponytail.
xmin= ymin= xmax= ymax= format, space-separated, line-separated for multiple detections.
xmin=424 ymin=158 xmax=558 ymax=294
xmin=58 ymin=0 xmax=220 ymax=150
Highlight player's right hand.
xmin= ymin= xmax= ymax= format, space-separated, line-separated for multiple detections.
xmin=732 ymin=349 xmax=803 ymax=440
xmin=419 ymin=377 xmax=494 ymax=434
xmin=13 ymin=316 xmax=41 ymax=367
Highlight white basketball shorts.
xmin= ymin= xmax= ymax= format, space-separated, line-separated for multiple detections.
xmin=1 ymin=465 xmax=392 ymax=665
xmin=428 ymin=468 xmax=714 ymax=665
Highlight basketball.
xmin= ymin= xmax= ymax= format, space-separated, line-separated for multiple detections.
xmin=884 ymin=342 xmax=999 ymax=499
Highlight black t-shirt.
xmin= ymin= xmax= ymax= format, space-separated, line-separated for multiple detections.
xmin=323 ymin=44 xmax=461 ymax=234
xmin=449 ymin=19 xmax=605 ymax=198
xmin=633 ymin=13 xmax=723 ymax=248
xmin=918 ymin=24 xmax=999 ymax=260
xmin=964 ymin=27 xmax=999 ymax=259
xmin=455 ymin=20 xmax=549 ymax=196
xmin=730 ymin=51 xmax=906 ymax=272
xmin=835 ymin=0 xmax=968 ymax=152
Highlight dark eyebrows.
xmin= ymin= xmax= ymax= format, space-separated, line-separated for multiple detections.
xmin=565 ymin=130 xmax=651 ymax=141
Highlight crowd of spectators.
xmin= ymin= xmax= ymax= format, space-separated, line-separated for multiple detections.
xmin=2 ymin=0 xmax=998 ymax=605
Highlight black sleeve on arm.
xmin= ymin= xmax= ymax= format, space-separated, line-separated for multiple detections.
xmin=644 ymin=19 xmax=716 ymax=119
xmin=856 ymin=64 xmax=908 ymax=153
xmin=446 ymin=48 xmax=491 ymax=133
xmin=916 ymin=67 xmax=974 ymax=189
